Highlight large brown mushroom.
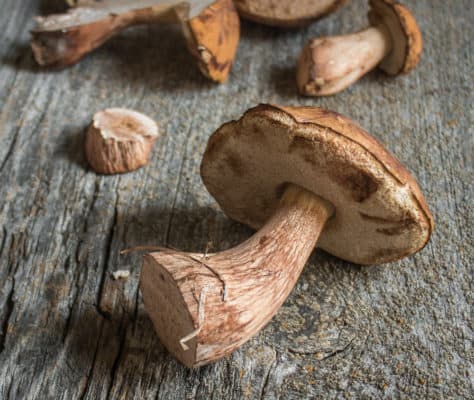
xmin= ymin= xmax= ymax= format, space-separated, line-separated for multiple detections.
xmin=139 ymin=104 xmax=433 ymax=367
xmin=234 ymin=0 xmax=348 ymax=27
xmin=297 ymin=0 xmax=422 ymax=96
xmin=31 ymin=0 xmax=240 ymax=82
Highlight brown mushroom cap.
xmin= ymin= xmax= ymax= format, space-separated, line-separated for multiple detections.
xmin=200 ymin=104 xmax=433 ymax=265
xmin=369 ymin=0 xmax=422 ymax=75
xmin=234 ymin=0 xmax=347 ymax=28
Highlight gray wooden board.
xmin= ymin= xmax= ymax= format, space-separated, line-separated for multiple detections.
xmin=0 ymin=0 xmax=472 ymax=398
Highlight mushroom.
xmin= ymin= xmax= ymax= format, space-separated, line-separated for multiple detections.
xmin=139 ymin=104 xmax=433 ymax=367
xmin=85 ymin=108 xmax=159 ymax=174
xmin=31 ymin=0 xmax=240 ymax=83
xmin=234 ymin=0 xmax=348 ymax=27
xmin=297 ymin=0 xmax=422 ymax=96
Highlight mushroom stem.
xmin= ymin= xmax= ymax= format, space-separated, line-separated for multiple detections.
xmin=31 ymin=0 xmax=239 ymax=82
xmin=140 ymin=184 xmax=333 ymax=367
xmin=297 ymin=24 xmax=393 ymax=96
xmin=31 ymin=1 xmax=183 ymax=67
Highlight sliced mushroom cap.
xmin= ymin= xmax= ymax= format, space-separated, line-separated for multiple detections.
xmin=369 ymin=0 xmax=422 ymax=75
xmin=234 ymin=0 xmax=348 ymax=27
xmin=201 ymin=104 xmax=433 ymax=265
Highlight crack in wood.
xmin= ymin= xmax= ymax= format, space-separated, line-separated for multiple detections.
xmin=78 ymin=319 xmax=105 ymax=400
xmin=97 ymin=187 xmax=120 ymax=319
xmin=164 ymin=121 xmax=194 ymax=248
xmin=259 ymin=352 xmax=277 ymax=400
xmin=0 ymin=122 xmax=21 ymax=174
xmin=0 ymin=278 xmax=15 ymax=355
xmin=288 ymin=337 xmax=355 ymax=360
xmin=0 ymin=81 xmax=49 ymax=174
xmin=61 ymin=255 xmax=83 ymax=344
xmin=0 ymin=226 xmax=7 ymax=255
xmin=105 ymin=326 xmax=127 ymax=398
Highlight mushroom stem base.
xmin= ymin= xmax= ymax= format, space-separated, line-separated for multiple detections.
xmin=140 ymin=184 xmax=333 ymax=367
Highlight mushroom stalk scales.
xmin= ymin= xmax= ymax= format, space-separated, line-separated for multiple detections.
xmin=141 ymin=184 xmax=333 ymax=367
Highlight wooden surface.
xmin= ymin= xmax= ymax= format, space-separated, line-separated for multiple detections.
xmin=0 ymin=0 xmax=472 ymax=398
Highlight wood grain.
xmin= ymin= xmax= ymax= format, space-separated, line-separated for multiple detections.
xmin=0 ymin=0 xmax=472 ymax=398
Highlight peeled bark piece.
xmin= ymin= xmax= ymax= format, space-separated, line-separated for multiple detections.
xmin=140 ymin=104 xmax=433 ymax=367
xmin=297 ymin=0 xmax=422 ymax=96
xmin=31 ymin=0 xmax=240 ymax=83
xmin=85 ymin=108 xmax=159 ymax=174
xmin=234 ymin=0 xmax=348 ymax=27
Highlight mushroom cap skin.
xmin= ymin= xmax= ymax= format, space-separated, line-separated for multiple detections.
xmin=200 ymin=104 xmax=433 ymax=265
xmin=369 ymin=0 xmax=422 ymax=75
xmin=234 ymin=0 xmax=348 ymax=28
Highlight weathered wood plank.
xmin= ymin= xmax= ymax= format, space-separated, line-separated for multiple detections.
xmin=0 ymin=0 xmax=472 ymax=399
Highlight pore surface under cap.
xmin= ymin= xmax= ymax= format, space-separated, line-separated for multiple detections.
xmin=200 ymin=104 xmax=433 ymax=265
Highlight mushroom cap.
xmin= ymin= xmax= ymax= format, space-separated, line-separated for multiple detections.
xmin=200 ymin=104 xmax=433 ymax=265
xmin=234 ymin=0 xmax=347 ymax=28
xmin=369 ymin=0 xmax=422 ymax=75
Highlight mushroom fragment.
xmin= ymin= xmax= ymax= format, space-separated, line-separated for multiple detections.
xmin=85 ymin=108 xmax=159 ymax=174
xmin=297 ymin=0 xmax=422 ymax=96
xmin=139 ymin=104 xmax=433 ymax=367
xmin=234 ymin=0 xmax=348 ymax=27
xmin=31 ymin=0 xmax=240 ymax=82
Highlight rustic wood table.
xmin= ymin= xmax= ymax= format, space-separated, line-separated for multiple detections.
xmin=0 ymin=0 xmax=472 ymax=398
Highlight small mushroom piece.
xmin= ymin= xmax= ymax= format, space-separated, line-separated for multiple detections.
xmin=85 ymin=108 xmax=159 ymax=174
xmin=140 ymin=104 xmax=433 ymax=367
xmin=31 ymin=0 xmax=240 ymax=82
xmin=297 ymin=0 xmax=422 ymax=96
xmin=234 ymin=0 xmax=348 ymax=27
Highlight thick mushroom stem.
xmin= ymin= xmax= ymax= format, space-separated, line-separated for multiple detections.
xmin=31 ymin=0 xmax=239 ymax=82
xmin=31 ymin=3 xmax=181 ymax=67
xmin=297 ymin=24 xmax=393 ymax=96
xmin=140 ymin=184 xmax=333 ymax=367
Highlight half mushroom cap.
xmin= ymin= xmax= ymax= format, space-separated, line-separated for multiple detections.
xmin=234 ymin=0 xmax=348 ymax=27
xmin=369 ymin=0 xmax=422 ymax=75
xmin=200 ymin=104 xmax=433 ymax=265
